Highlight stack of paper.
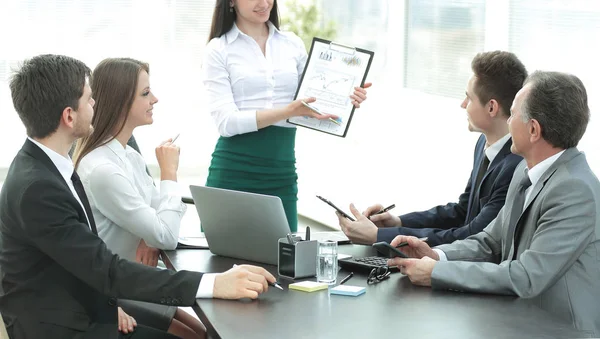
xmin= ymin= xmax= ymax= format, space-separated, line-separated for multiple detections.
xmin=329 ymin=285 xmax=366 ymax=297
xmin=289 ymin=281 xmax=329 ymax=292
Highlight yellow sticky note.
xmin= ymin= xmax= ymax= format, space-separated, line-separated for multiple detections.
xmin=289 ymin=281 xmax=329 ymax=292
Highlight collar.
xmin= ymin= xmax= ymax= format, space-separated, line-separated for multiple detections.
xmin=105 ymin=138 xmax=128 ymax=162
xmin=27 ymin=137 xmax=74 ymax=183
xmin=525 ymin=150 xmax=566 ymax=188
xmin=225 ymin=21 xmax=279 ymax=44
xmin=484 ymin=133 xmax=511 ymax=164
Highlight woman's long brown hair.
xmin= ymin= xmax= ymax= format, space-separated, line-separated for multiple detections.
xmin=73 ymin=58 xmax=149 ymax=169
xmin=208 ymin=0 xmax=280 ymax=42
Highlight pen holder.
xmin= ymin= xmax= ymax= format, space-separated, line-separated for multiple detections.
xmin=277 ymin=238 xmax=318 ymax=280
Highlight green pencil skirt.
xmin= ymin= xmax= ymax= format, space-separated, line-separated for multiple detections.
xmin=206 ymin=126 xmax=298 ymax=232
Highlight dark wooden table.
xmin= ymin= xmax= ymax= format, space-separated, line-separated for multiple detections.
xmin=163 ymin=245 xmax=588 ymax=339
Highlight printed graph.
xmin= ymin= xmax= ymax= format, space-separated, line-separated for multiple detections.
xmin=304 ymin=69 xmax=355 ymax=105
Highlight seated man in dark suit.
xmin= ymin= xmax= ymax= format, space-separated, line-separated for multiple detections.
xmin=0 ymin=54 xmax=275 ymax=339
xmin=339 ymin=51 xmax=527 ymax=247
xmin=388 ymin=71 xmax=600 ymax=336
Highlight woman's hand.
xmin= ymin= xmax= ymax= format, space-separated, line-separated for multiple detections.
xmin=351 ymin=82 xmax=372 ymax=108
xmin=135 ymin=239 xmax=160 ymax=267
xmin=285 ymin=97 xmax=338 ymax=121
xmin=117 ymin=307 xmax=137 ymax=334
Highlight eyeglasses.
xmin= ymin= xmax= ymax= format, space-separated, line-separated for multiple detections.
xmin=367 ymin=266 xmax=391 ymax=284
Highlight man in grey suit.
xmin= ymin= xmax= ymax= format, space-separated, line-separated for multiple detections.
xmin=388 ymin=71 xmax=599 ymax=336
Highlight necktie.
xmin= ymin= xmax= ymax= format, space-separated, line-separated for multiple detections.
xmin=509 ymin=174 xmax=533 ymax=259
xmin=71 ymin=171 xmax=98 ymax=235
xmin=474 ymin=153 xmax=490 ymax=192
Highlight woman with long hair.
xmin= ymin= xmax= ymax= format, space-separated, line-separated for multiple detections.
xmin=203 ymin=0 xmax=371 ymax=232
xmin=74 ymin=58 xmax=205 ymax=339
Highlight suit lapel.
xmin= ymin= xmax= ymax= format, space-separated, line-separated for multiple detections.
xmin=482 ymin=138 xmax=513 ymax=181
xmin=467 ymin=137 xmax=514 ymax=221
xmin=504 ymin=148 xmax=581 ymax=259
xmin=466 ymin=136 xmax=486 ymax=218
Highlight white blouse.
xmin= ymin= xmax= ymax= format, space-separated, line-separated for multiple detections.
xmin=77 ymin=139 xmax=187 ymax=261
xmin=202 ymin=21 xmax=308 ymax=137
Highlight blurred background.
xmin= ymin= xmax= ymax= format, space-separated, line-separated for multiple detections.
xmin=1 ymin=0 xmax=598 ymax=236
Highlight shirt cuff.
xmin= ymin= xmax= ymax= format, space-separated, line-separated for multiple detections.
xmin=233 ymin=109 xmax=258 ymax=135
xmin=160 ymin=180 xmax=180 ymax=196
xmin=433 ymin=248 xmax=448 ymax=261
xmin=196 ymin=273 xmax=217 ymax=298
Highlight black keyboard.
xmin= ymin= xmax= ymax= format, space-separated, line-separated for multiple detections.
xmin=338 ymin=256 xmax=399 ymax=272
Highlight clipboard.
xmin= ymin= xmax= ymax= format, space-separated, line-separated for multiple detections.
xmin=287 ymin=37 xmax=374 ymax=137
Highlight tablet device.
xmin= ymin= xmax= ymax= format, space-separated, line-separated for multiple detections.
xmin=316 ymin=195 xmax=355 ymax=221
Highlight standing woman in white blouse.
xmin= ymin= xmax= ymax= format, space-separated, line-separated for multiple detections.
xmin=203 ymin=0 xmax=371 ymax=232
xmin=74 ymin=58 xmax=205 ymax=339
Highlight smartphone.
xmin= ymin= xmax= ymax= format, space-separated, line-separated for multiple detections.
xmin=372 ymin=242 xmax=408 ymax=258
xmin=316 ymin=195 xmax=355 ymax=221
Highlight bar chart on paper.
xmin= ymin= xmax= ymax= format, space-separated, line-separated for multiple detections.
xmin=288 ymin=37 xmax=374 ymax=137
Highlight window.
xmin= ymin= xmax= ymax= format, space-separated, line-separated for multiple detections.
xmin=405 ymin=0 xmax=486 ymax=99
xmin=1 ymin=0 xmax=599 ymax=233
xmin=509 ymin=0 xmax=600 ymax=182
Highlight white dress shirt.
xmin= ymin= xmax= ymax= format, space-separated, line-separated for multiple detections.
xmin=27 ymin=137 xmax=90 ymax=227
xmin=435 ymin=148 xmax=566 ymax=262
xmin=484 ymin=133 xmax=511 ymax=167
xmin=202 ymin=21 xmax=307 ymax=137
xmin=523 ymin=150 xmax=565 ymax=204
xmin=77 ymin=138 xmax=215 ymax=297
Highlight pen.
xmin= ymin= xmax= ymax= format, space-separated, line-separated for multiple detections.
xmin=233 ymin=264 xmax=283 ymax=290
xmin=305 ymin=226 xmax=311 ymax=241
xmin=395 ymin=237 xmax=429 ymax=248
xmin=270 ymin=281 xmax=284 ymax=290
xmin=374 ymin=204 xmax=396 ymax=215
xmin=171 ymin=133 xmax=180 ymax=144
xmin=339 ymin=272 xmax=354 ymax=285
xmin=286 ymin=233 xmax=295 ymax=245
xmin=301 ymin=101 xmax=341 ymax=126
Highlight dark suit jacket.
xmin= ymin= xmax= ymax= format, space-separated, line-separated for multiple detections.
xmin=0 ymin=140 xmax=202 ymax=339
xmin=377 ymin=135 xmax=522 ymax=246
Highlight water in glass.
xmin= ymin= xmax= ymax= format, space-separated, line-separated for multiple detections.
xmin=317 ymin=241 xmax=338 ymax=284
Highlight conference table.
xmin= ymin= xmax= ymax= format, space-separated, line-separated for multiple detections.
xmin=162 ymin=244 xmax=588 ymax=339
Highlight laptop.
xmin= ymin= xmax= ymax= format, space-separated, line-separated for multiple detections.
xmin=303 ymin=231 xmax=350 ymax=244
xmin=189 ymin=185 xmax=291 ymax=265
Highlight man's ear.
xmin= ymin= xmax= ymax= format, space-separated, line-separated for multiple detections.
xmin=488 ymin=99 xmax=500 ymax=118
xmin=61 ymin=107 xmax=75 ymax=129
xmin=529 ymin=119 xmax=542 ymax=143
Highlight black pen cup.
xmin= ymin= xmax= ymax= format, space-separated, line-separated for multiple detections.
xmin=277 ymin=238 xmax=318 ymax=279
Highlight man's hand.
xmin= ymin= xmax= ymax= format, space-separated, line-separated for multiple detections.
xmin=337 ymin=203 xmax=378 ymax=245
xmin=135 ymin=239 xmax=160 ymax=267
xmin=117 ymin=307 xmax=137 ymax=334
xmin=363 ymin=204 xmax=402 ymax=228
xmin=390 ymin=236 xmax=439 ymax=259
xmin=213 ymin=265 xmax=276 ymax=300
xmin=387 ymin=257 xmax=437 ymax=287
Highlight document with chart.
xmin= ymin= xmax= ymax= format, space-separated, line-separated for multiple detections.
xmin=288 ymin=37 xmax=374 ymax=137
